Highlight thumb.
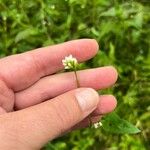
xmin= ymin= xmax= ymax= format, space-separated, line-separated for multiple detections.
xmin=0 ymin=88 xmax=99 ymax=149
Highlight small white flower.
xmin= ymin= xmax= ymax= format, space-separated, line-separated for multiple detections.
xmin=62 ymin=54 xmax=78 ymax=70
xmin=93 ymin=121 xmax=103 ymax=129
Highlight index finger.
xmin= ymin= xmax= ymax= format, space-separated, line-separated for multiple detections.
xmin=0 ymin=39 xmax=99 ymax=91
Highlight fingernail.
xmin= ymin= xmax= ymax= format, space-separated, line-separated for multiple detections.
xmin=75 ymin=88 xmax=99 ymax=114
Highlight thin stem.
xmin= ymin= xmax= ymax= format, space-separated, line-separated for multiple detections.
xmin=74 ymin=69 xmax=92 ymax=128
xmin=88 ymin=114 xmax=92 ymax=128
xmin=74 ymin=70 xmax=80 ymax=88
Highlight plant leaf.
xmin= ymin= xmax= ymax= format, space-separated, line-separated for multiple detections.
xmin=15 ymin=28 xmax=39 ymax=43
xmin=102 ymin=112 xmax=141 ymax=134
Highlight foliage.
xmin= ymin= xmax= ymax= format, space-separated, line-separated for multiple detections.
xmin=102 ymin=112 xmax=140 ymax=134
xmin=0 ymin=0 xmax=150 ymax=149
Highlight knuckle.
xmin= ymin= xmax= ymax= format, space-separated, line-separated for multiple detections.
xmin=30 ymin=53 xmax=46 ymax=77
xmin=52 ymin=97 xmax=75 ymax=134
xmin=0 ymin=80 xmax=14 ymax=111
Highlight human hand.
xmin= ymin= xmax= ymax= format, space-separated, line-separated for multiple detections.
xmin=0 ymin=39 xmax=118 ymax=149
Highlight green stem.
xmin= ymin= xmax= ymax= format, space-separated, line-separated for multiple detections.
xmin=74 ymin=70 xmax=80 ymax=88
xmin=74 ymin=70 xmax=92 ymax=128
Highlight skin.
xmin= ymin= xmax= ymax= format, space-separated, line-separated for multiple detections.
xmin=0 ymin=39 xmax=118 ymax=150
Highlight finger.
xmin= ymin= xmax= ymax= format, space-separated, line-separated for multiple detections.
xmin=92 ymin=95 xmax=117 ymax=115
xmin=0 ymin=107 xmax=7 ymax=115
xmin=0 ymin=88 xmax=99 ymax=149
xmin=0 ymin=39 xmax=98 ymax=91
xmin=72 ymin=95 xmax=117 ymax=130
xmin=0 ymin=80 xmax=14 ymax=112
xmin=15 ymin=66 xmax=118 ymax=109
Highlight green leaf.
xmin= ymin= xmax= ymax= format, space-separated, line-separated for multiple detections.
xmin=15 ymin=28 xmax=39 ymax=43
xmin=102 ymin=112 xmax=141 ymax=134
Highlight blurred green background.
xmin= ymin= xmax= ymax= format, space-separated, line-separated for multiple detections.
xmin=0 ymin=0 xmax=150 ymax=149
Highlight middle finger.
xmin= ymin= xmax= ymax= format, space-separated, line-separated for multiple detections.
xmin=15 ymin=66 xmax=118 ymax=109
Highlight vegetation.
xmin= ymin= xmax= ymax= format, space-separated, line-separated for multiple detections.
xmin=0 ymin=0 xmax=149 ymax=149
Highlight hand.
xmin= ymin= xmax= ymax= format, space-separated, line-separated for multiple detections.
xmin=0 ymin=39 xmax=118 ymax=149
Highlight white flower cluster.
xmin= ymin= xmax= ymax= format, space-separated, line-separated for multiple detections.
xmin=93 ymin=121 xmax=103 ymax=129
xmin=62 ymin=54 xmax=78 ymax=70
